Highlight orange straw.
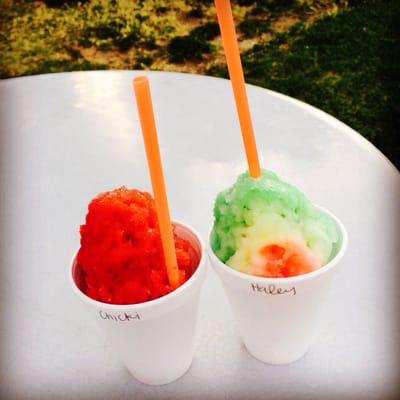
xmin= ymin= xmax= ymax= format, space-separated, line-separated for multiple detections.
xmin=133 ymin=76 xmax=179 ymax=289
xmin=214 ymin=0 xmax=261 ymax=178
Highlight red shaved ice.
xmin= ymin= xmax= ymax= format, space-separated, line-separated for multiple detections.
xmin=76 ymin=187 xmax=195 ymax=305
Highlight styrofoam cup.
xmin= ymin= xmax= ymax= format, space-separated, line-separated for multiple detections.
xmin=208 ymin=206 xmax=348 ymax=365
xmin=70 ymin=221 xmax=207 ymax=385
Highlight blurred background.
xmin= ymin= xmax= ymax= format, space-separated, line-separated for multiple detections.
xmin=1 ymin=0 xmax=399 ymax=168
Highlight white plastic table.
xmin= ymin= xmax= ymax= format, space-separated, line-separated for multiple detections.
xmin=1 ymin=71 xmax=399 ymax=399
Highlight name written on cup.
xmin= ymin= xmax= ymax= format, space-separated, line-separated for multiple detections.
xmin=251 ymin=283 xmax=296 ymax=296
xmin=99 ymin=310 xmax=141 ymax=322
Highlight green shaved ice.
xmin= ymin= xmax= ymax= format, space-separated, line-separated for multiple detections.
xmin=210 ymin=169 xmax=339 ymax=265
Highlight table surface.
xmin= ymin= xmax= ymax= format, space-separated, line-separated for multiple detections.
xmin=1 ymin=71 xmax=399 ymax=400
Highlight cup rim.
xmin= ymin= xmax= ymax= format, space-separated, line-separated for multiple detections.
xmin=70 ymin=220 xmax=206 ymax=311
xmin=208 ymin=205 xmax=348 ymax=284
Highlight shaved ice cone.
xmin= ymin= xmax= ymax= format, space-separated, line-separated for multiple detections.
xmin=71 ymin=188 xmax=207 ymax=384
xmin=209 ymin=170 xmax=348 ymax=364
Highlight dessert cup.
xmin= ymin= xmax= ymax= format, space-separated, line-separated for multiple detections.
xmin=71 ymin=221 xmax=207 ymax=385
xmin=208 ymin=206 xmax=348 ymax=364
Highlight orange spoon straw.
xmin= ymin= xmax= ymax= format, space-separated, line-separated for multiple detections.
xmin=133 ymin=76 xmax=179 ymax=289
xmin=215 ymin=0 xmax=261 ymax=178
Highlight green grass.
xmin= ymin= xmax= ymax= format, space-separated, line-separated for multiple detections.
xmin=209 ymin=0 xmax=400 ymax=167
xmin=167 ymin=22 xmax=219 ymax=63
xmin=238 ymin=18 xmax=272 ymax=37
xmin=26 ymin=59 xmax=108 ymax=75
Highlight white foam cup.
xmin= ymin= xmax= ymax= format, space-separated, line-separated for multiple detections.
xmin=208 ymin=206 xmax=348 ymax=364
xmin=70 ymin=221 xmax=207 ymax=385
